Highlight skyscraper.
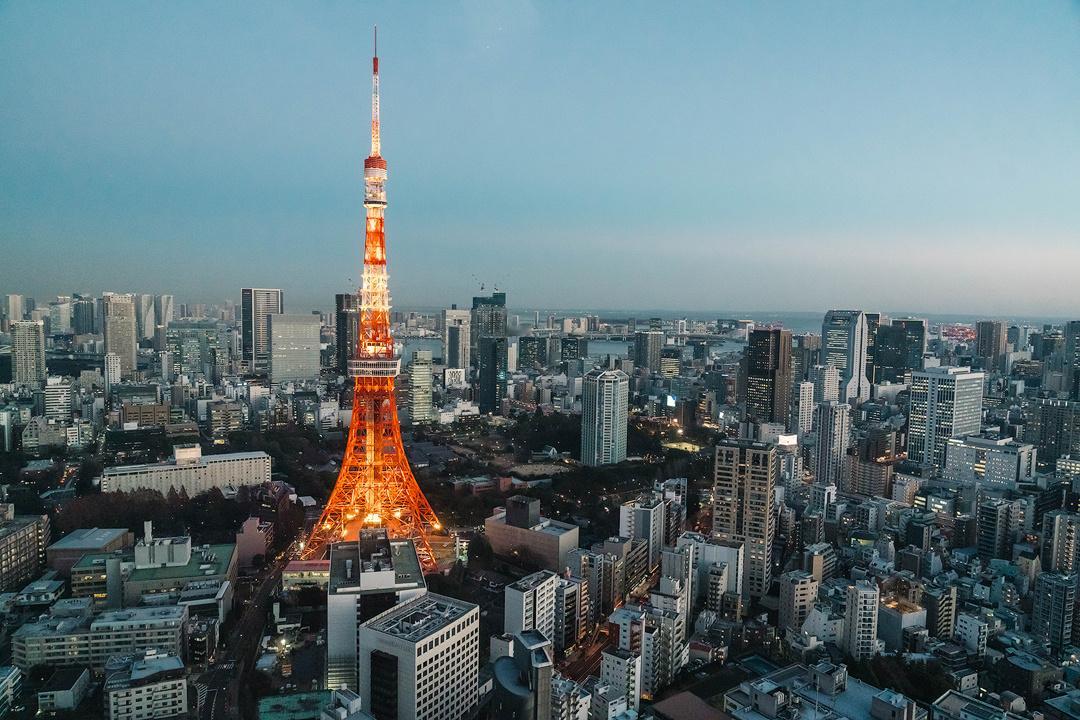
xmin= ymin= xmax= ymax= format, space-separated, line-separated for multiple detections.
xmin=874 ymin=318 xmax=926 ymax=384
xmin=12 ymin=320 xmax=46 ymax=388
xmin=975 ymin=320 xmax=1007 ymax=370
xmin=863 ymin=312 xmax=885 ymax=385
xmin=477 ymin=336 xmax=508 ymax=414
xmin=135 ymin=293 xmax=155 ymax=340
xmin=821 ymin=310 xmax=870 ymax=405
xmin=240 ymin=288 xmax=284 ymax=371
xmin=471 ymin=291 xmax=507 ymax=367
xmin=153 ymin=294 xmax=174 ymax=330
xmin=808 ymin=364 xmax=840 ymax=405
xmin=842 ymin=579 xmax=879 ymax=661
xmin=791 ymin=381 xmax=814 ymax=437
xmin=813 ymin=401 xmax=851 ymax=488
xmin=334 ymin=293 xmax=359 ymax=375
xmin=405 ymin=350 xmax=435 ymax=425
xmin=103 ymin=293 xmax=138 ymax=380
xmin=581 ymin=368 xmax=629 ymax=466
xmin=1066 ymin=320 xmax=1080 ymax=401
xmin=5 ymin=295 xmax=24 ymax=325
xmin=73 ymin=298 xmax=95 ymax=335
xmin=268 ymin=313 xmax=321 ymax=384
xmin=713 ymin=439 xmax=776 ymax=598
xmin=442 ymin=306 xmax=471 ymax=370
xmin=633 ymin=331 xmax=663 ymax=373
xmin=907 ymin=366 xmax=984 ymax=468
xmin=743 ymin=328 xmax=792 ymax=425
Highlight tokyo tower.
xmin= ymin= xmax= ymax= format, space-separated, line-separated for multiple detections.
xmin=302 ymin=32 xmax=442 ymax=567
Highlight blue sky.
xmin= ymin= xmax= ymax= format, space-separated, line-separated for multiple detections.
xmin=1 ymin=1 xmax=1078 ymax=315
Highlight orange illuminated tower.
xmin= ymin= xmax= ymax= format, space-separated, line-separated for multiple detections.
xmin=302 ymin=32 xmax=442 ymax=567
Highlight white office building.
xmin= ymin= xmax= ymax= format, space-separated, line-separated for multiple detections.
xmin=356 ymin=593 xmax=479 ymax=720
xmin=325 ymin=532 xmax=427 ymax=690
xmin=406 ymin=350 xmax=435 ymax=424
xmin=581 ymin=368 xmax=629 ymax=466
xmin=907 ymin=366 xmax=984 ymax=468
xmin=101 ymin=444 xmax=271 ymax=495
xmin=944 ymin=435 xmax=1036 ymax=489
xmin=268 ymin=313 xmax=321 ymax=384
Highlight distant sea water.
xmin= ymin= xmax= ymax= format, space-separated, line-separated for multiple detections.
xmin=397 ymin=309 xmax=1073 ymax=362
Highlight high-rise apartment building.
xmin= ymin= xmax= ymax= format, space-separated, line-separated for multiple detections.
xmin=268 ymin=313 xmax=321 ymax=384
xmin=821 ymin=310 xmax=870 ymax=404
xmin=809 ymin=364 xmax=840 ymax=406
xmin=842 ymin=579 xmax=879 ymax=661
xmin=922 ymin=584 xmax=956 ymax=639
xmin=976 ymin=497 xmax=1010 ymax=561
xmin=1032 ymin=572 xmax=1077 ymax=657
xmin=103 ymin=294 xmax=138 ymax=380
xmin=791 ymin=381 xmax=815 ymax=437
xmin=813 ymin=401 xmax=851 ymax=488
xmin=12 ymin=320 xmax=46 ymax=388
xmin=712 ymin=439 xmax=776 ymax=598
xmin=778 ymin=570 xmax=818 ymax=634
xmin=743 ymin=328 xmax=792 ymax=425
xmin=240 ymin=288 xmax=284 ymax=371
xmin=405 ymin=350 xmax=435 ymax=425
xmin=504 ymin=570 xmax=558 ymax=642
xmin=477 ymin=335 xmax=508 ymax=414
xmin=442 ymin=306 xmax=471 ymax=370
xmin=1043 ymin=511 xmax=1080 ymax=574
xmin=334 ymin=293 xmax=359 ymax=375
xmin=633 ymin=331 xmax=663 ymax=374
xmin=907 ymin=366 xmax=984 ymax=468
xmin=581 ymin=368 xmax=629 ymax=466
xmin=43 ymin=377 xmax=73 ymax=422
xmin=600 ymin=648 xmax=641 ymax=712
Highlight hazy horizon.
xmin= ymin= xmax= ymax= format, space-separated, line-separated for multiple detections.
xmin=2 ymin=2 xmax=1078 ymax=314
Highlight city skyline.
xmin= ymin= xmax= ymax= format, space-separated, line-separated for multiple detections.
xmin=3 ymin=2 xmax=1078 ymax=314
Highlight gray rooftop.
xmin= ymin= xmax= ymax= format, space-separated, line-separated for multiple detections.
xmin=363 ymin=592 xmax=476 ymax=643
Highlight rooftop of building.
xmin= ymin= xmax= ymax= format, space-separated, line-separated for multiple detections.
xmin=104 ymin=653 xmax=185 ymax=691
xmin=507 ymin=570 xmax=557 ymax=592
xmin=933 ymin=690 xmax=1026 ymax=720
xmin=48 ymin=527 xmax=129 ymax=551
xmin=328 ymin=534 xmax=425 ymax=594
xmin=363 ymin=592 xmax=476 ymax=644
xmin=486 ymin=507 xmax=577 ymax=536
xmin=73 ymin=542 xmax=235 ymax=581
xmin=257 ymin=691 xmax=331 ymax=720
xmin=727 ymin=663 xmax=924 ymax=720
xmin=40 ymin=667 xmax=89 ymax=693
xmin=102 ymin=448 xmax=269 ymax=474
xmin=92 ymin=605 xmax=187 ymax=627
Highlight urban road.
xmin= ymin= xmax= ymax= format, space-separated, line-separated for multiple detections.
xmin=198 ymin=554 xmax=288 ymax=720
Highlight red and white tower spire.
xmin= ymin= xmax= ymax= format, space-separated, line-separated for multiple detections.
xmin=303 ymin=31 xmax=442 ymax=566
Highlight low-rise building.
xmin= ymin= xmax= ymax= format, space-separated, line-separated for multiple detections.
xmin=101 ymin=443 xmax=270 ymax=495
xmin=485 ymin=496 xmax=579 ymax=573
xmin=11 ymin=604 xmax=187 ymax=670
xmin=104 ymin=651 xmax=187 ymax=720
xmin=37 ymin=667 xmax=92 ymax=714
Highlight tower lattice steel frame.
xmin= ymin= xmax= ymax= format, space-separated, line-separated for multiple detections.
xmin=302 ymin=32 xmax=442 ymax=567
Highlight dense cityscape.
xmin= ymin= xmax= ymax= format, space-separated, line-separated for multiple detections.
xmin=3 ymin=5 xmax=1079 ymax=720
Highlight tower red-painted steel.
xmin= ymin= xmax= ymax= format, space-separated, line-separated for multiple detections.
xmin=302 ymin=32 xmax=442 ymax=567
